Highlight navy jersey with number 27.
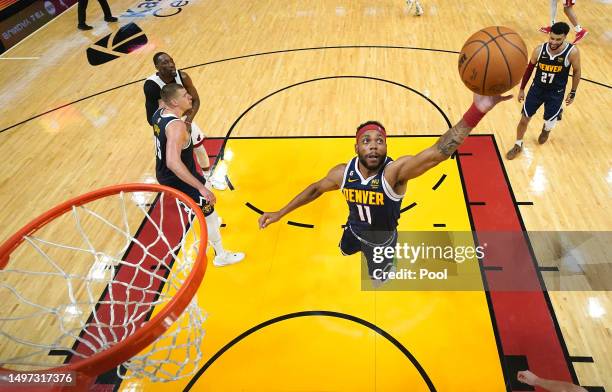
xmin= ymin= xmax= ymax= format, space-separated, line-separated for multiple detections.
xmin=533 ymin=42 xmax=574 ymax=91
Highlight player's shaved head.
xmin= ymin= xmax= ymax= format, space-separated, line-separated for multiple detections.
xmin=160 ymin=83 xmax=185 ymax=104
xmin=153 ymin=52 xmax=170 ymax=66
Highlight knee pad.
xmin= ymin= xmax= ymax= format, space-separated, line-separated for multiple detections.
xmin=544 ymin=117 xmax=558 ymax=131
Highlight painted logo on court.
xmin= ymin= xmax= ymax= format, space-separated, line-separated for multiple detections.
xmin=122 ymin=0 xmax=194 ymax=18
xmin=86 ymin=22 xmax=148 ymax=66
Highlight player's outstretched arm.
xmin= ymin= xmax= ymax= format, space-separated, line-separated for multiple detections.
xmin=258 ymin=164 xmax=346 ymax=229
xmin=517 ymin=370 xmax=587 ymax=392
xmin=386 ymin=94 xmax=512 ymax=188
xmin=165 ymin=122 xmax=216 ymax=204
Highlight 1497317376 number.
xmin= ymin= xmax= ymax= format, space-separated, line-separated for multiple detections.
xmin=1 ymin=372 xmax=75 ymax=385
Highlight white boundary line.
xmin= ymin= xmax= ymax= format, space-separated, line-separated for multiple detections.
xmin=0 ymin=56 xmax=40 ymax=60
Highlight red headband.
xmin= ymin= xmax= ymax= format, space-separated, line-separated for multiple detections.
xmin=356 ymin=123 xmax=386 ymax=141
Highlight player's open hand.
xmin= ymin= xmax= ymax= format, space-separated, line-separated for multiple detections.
xmin=565 ymin=92 xmax=575 ymax=106
xmin=517 ymin=89 xmax=525 ymax=103
xmin=473 ymin=93 xmax=513 ymax=113
xmin=198 ymin=187 xmax=216 ymax=205
xmin=259 ymin=211 xmax=281 ymax=229
xmin=517 ymin=370 xmax=538 ymax=386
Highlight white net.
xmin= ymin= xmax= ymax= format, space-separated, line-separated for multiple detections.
xmin=0 ymin=186 xmax=207 ymax=382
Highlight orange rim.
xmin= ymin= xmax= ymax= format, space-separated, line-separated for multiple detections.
xmin=0 ymin=183 xmax=208 ymax=377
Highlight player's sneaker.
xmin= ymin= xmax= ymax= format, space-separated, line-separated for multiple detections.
xmin=572 ymin=29 xmax=588 ymax=44
xmin=203 ymin=173 xmax=227 ymax=191
xmin=506 ymin=144 xmax=523 ymax=160
xmin=209 ymin=177 xmax=227 ymax=191
xmin=538 ymin=26 xmax=551 ymax=34
xmin=538 ymin=126 xmax=551 ymax=144
xmin=415 ymin=2 xmax=424 ymax=16
xmin=213 ymin=251 xmax=245 ymax=267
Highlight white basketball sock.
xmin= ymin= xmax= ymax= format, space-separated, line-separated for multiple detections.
xmin=515 ymin=140 xmax=523 ymax=147
xmin=205 ymin=211 xmax=225 ymax=255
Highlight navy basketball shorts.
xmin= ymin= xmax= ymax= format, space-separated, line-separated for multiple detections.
xmin=522 ymin=84 xmax=565 ymax=121
xmin=339 ymin=226 xmax=397 ymax=280
xmin=159 ymin=175 xmax=215 ymax=217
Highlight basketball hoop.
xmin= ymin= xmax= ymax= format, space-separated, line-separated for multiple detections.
xmin=0 ymin=184 xmax=208 ymax=390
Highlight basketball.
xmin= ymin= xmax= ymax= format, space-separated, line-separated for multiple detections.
xmin=458 ymin=26 xmax=528 ymax=95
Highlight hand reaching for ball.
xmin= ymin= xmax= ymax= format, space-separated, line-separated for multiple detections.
xmin=473 ymin=93 xmax=513 ymax=113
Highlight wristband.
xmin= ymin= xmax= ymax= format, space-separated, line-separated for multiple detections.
xmin=568 ymin=89 xmax=576 ymax=98
xmin=520 ymin=62 xmax=535 ymax=90
xmin=462 ymin=103 xmax=486 ymax=128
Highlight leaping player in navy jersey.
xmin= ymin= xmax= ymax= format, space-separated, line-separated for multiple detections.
xmin=259 ymin=93 xmax=512 ymax=280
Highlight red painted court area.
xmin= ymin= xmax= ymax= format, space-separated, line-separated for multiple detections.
xmin=459 ymin=135 xmax=575 ymax=390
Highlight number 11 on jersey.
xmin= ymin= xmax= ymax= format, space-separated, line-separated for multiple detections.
xmin=356 ymin=204 xmax=372 ymax=224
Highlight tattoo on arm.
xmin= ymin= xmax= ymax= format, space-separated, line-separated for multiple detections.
xmin=437 ymin=132 xmax=461 ymax=156
xmin=436 ymin=122 xmax=472 ymax=156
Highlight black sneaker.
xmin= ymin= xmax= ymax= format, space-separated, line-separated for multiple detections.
xmin=78 ymin=23 xmax=93 ymax=30
xmin=104 ymin=16 xmax=118 ymax=22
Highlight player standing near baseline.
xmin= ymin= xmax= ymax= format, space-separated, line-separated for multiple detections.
xmin=506 ymin=22 xmax=581 ymax=160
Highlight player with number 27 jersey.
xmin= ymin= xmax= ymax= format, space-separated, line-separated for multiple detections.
xmin=533 ymin=42 xmax=574 ymax=90
xmin=506 ymin=22 xmax=581 ymax=160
